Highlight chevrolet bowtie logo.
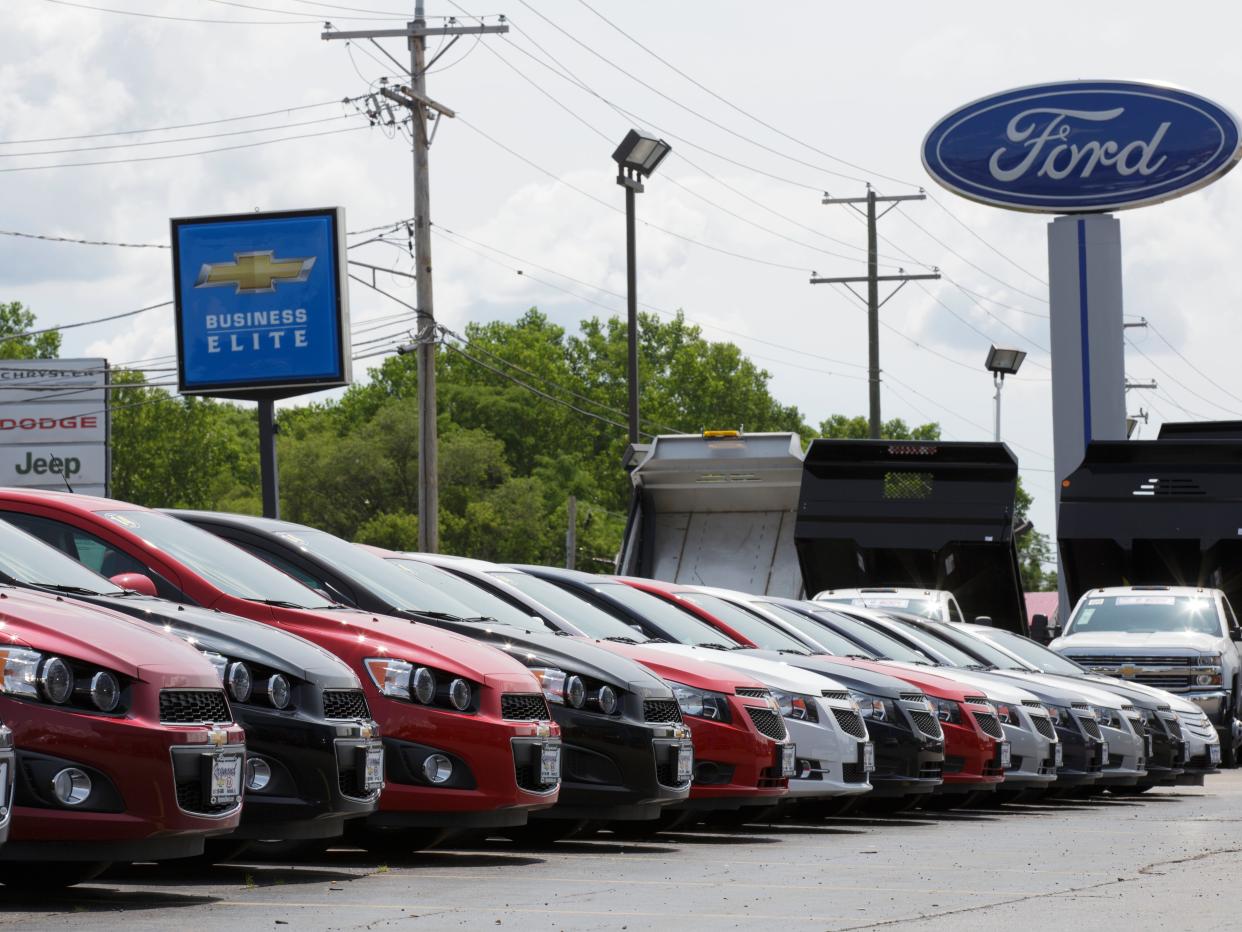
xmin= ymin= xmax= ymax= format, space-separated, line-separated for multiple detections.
xmin=195 ymin=251 xmax=316 ymax=294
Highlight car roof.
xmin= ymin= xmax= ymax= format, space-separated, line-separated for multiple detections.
xmin=815 ymin=587 xmax=949 ymax=602
xmin=1080 ymin=585 xmax=1221 ymax=598
xmin=0 ymin=487 xmax=134 ymax=513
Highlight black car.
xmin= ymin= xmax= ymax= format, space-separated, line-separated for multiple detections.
xmin=0 ymin=515 xmax=381 ymax=847
xmin=167 ymin=511 xmax=695 ymax=832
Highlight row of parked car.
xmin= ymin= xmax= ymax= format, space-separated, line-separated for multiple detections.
xmin=0 ymin=488 xmax=1220 ymax=888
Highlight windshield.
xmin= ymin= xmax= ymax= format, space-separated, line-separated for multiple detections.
xmin=594 ymin=583 xmax=743 ymax=646
xmin=759 ymin=603 xmax=876 ymax=657
xmin=275 ymin=529 xmax=480 ymax=616
xmin=1065 ymin=594 xmax=1224 ymax=637
xmin=878 ymin=617 xmax=983 ymax=666
xmin=819 ymin=594 xmax=942 ymax=620
xmin=975 ymin=627 xmax=1086 ymax=675
xmin=493 ymin=572 xmax=643 ymax=640
xmin=0 ymin=519 xmax=124 ymax=595
xmin=678 ymin=593 xmax=809 ymax=652
xmin=922 ymin=624 xmax=1032 ymax=670
xmin=98 ymin=511 xmax=333 ymax=608
xmin=820 ymin=611 xmax=941 ymax=663
xmin=387 ymin=559 xmax=552 ymax=629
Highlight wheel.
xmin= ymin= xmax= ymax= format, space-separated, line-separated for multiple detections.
xmin=861 ymin=795 xmax=923 ymax=815
xmin=500 ymin=819 xmax=589 ymax=846
xmin=0 ymin=861 xmax=110 ymax=888
xmin=347 ymin=825 xmax=451 ymax=857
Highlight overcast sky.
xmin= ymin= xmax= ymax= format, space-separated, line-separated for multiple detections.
xmin=6 ymin=0 xmax=1242 ymax=546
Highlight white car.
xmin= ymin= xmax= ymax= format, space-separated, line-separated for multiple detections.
xmin=813 ymin=587 xmax=966 ymax=623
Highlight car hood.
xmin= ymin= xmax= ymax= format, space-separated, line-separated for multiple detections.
xmin=1079 ymin=673 xmax=1194 ymax=712
xmin=1052 ymin=631 xmax=1223 ymax=653
xmin=0 ymin=588 xmax=218 ymax=681
xmin=888 ymin=665 xmax=1041 ymax=704
xmin=986 ymin=669 xmax=1128 ymax=709
xmin=742 ymin=650 xmax=913 ymax=698
xmin=645 ymin=644 xmax=849 ymax=696
xmin=587 ymin=640 xmax=765 ymax=692
xmin=85 ymin=594 xmax=359 ymax=687
xmin=426 ymin=623 xmax=672 ymax=697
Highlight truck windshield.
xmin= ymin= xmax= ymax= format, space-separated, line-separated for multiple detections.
xmin=677 ymin=593 xmax=810 ymax=652
xmin=493 ymin=572 xmax=643 ymax=640
xmin=819 ymin=595 xmax=942 ymax=620
xmin=98 ymin=511 xmax=333 ymax=608
xmin=384 ymin=558 xmax=553 ymax=630
xmin=1065 ymin=595 xmax=1224 ymax=637
xmin=973 ymin=627 xmax=1086 ymax=675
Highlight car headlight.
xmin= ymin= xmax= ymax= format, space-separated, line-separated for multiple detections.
xmin=529 ymin=667 xmax=567 ymax=705
xmin=449 ymin=678 xmax=472 ymax=711
xmin=226 ymin=661 xmax=253 ymax=703
xmin=267 ymin=674 xmax=292 ymax=710
xmin=1045 ymin=704 xmax=1071 ymax=726
xmin=412 ymin=666 xmax=436 ymax=704
xmin=849 ymin=690 xmax=891 ymax=722
xmin=772 ymin=689 xmax=819 ymax=722
xmin=1092 ymin=706 xmax=1122 ymax=728
xmin=364 ymin=657 xmax=414 ymax=699
xmin=992 ymin=702 xmax=1017 ymax=725
xmin=0 ymin=648 xmax=126 ymax=714
xmin=597 ymin=684 xmax=619 ymax=715
xmin=931 ymin=696 xmax=962 ymax=724
xmin=669 ymin=682 xmax=731 ymax=722
xmin=200 ymin=651 xmax=228 ymax=683
xmin=1197 ymin=654 xmax=1222 ymax=667
xmin=529 ymin=667 xmax=623 ymax=715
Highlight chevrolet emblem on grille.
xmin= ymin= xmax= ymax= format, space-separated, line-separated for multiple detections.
xmin=195 ymin=250 xmax=316 ymax=294
xmin=207 ymin=726 xmax=229 ymax=747
xmin=1120 ymin=665 xmax=1138 ymax=678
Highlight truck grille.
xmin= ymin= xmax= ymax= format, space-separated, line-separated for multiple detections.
xmin=501 ymin=694 xmax=551 ymax=721
xmin=832 ymin=708 xmax=867 ymax=739
xmin=745 ymin=707 xmax=787 ymax=740
xmin=973 ymin=711 xmax=1003 ymax=740
xmin=1079 ymin=716 xmax=1103 ymax=741
xmin=323 ymin=689 xmax=370 ymax=720
xmin=160 ymin=689 xmax=231 ymax=724
xmin=1031 ymin=715 xmax=1056 ymax=741
xmin=735 ymin=687 xmax=771 ymax=699
xmin=643 ymin=699 xmax=683 ymax=723
xmin=1134 ymin=674 xmax=1192 ymax=689
xmin=909 ymin=710 xmax=943 ymax=739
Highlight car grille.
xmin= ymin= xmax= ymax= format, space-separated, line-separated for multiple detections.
xmin=908 ymin=710 xmax=943 ymax=739
xmin=655 ymin=760 xmax=690 ymax=788
xmin=338 ymin=764 xmax=377 ymax=800
xmin=501 ymin=693 xmax=551 ymax=721
xmin=735 ymin=687 xmax=771 ymax=699
xmin=973 ymin=711 xmax=1004 ymax=740
xmin=821 ymin=690 xmax=850 ymax=701
xmin=175 ymin=778 xmax=236 ymax=815
xmin=1079 ymin=716 xmax=1103 ymax=742
xmin=1031 ymin=715 xmax=1056 ymax=741
xmin=899 ymin=692 xmax=926 ymax=703
xmin=160 ymin=689 xmax=231 ymax=724
xmin=832 ymin=708 xmax=867 ymax=739
xmin=745 ymin=707 xmax=787 ymax=740
xmin=643 ymin=699 xmax=683 ymax=724
xmin=919 ymin=761 xmax=943 ymax=779
xmin=963 ymin=695 xmax=988 ymax=705
xmin=841 ymin=762 xmax=868 ymax=783
xmin=323 ymin=689 xmax=370 ymax=720
xmin=1160 ymin=714 xmax=1183 ymax=741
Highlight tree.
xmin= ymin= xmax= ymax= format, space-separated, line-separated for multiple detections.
xmin=1015 ymin=477 xmax=1058 ymax=592
xmin=0 ymin=301 xmax=60 ymax=359
xmin=817 ymin=414 xmax=941 ymax=441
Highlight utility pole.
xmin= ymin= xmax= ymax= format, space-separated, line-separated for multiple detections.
xmin=565 ymin=495 xmax=577 ymax=570
xmin=323 ymin=5 xmax=507 ymax=553
xmin=811 ymin=187 xmax=940 ymax=438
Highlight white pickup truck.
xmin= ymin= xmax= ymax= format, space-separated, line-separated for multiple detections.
xmin=1050 ymin=585 xmax=1242 ymax=766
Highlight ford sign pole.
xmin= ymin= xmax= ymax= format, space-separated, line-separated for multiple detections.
xmin=922 ymin=80 xmax=1242 ymax=621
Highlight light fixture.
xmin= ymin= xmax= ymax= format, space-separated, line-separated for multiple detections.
xmin=985 ymin=345 xmax=1027 ymax=376
xmin=612 ymin=129 xmax=671 ymax=181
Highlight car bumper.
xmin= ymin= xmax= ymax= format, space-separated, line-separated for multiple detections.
xmin=538 ymin=707 xmax=693 ymax=821
xmin=1053 ymin=726 xmax=1104 ymax=786
xmin=936 ymin=720 xmax=1003 ymax=794
xmin=367 ymin=692 xmax=562 ymax=829
xmin=1183 ymin=690 xmax=1228 ymax=724
xmin=231 ymin=706 xmax=381 ymax=839
xmin=1095 ymin=724 xmax=1146 ymax=787
xmin=1000 ymin=721 xmax=1057 ymax=788
xmin=2 ymin=701 xmax=245 ymax=862
xmin=866 ymin=717 xmax=944 ymax=798
xmin=783 ymin=715 xmax=871 ymax=799
xmin=672 ymin=715 xmax=788 ymax=811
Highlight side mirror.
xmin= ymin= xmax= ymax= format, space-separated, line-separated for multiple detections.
xmin=1029 ymin=613 xmax=1050 ymax=644
xmin=973 ymin=615 xmax=994 ymax=627
xmin=111 ymin=572 xmax=158 ymax=598
xmin=1230 ymin=628 xmax=1242 ymax=643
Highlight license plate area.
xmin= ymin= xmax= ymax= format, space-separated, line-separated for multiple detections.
xmin=1054 ymin=742 xmax=1064 ymax=768
xmin=360 ymin=744 xmax=385 ymax=790
xmin=780 ymin=743 xmax=796 ymax=778
xmin=861 ymin=742 xmax=875 ymax=772
xmin=1210 ymin=743 xmax=1222 ymax=766
xmin=209 ymin=752 xmax=243 ymax=805
xmin=675 ymin=743 xmax=694 ymax=783
xmin=1100 ymin=740 xmax=1109 ymax=765
xmin=539 ymin=741 xmax=561 ymax=785
xmin=999 ymin=741 xmax=1011 ymax=769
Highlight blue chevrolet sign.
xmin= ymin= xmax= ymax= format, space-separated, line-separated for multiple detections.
xmin=922 ymin=81 xmax=1242 ymax=213
xmin=171 ymin=207 xmax=351 ymax=396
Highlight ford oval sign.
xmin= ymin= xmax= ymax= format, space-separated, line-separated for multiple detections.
xmin=922 ymin=81 xmax=1242 ymax=213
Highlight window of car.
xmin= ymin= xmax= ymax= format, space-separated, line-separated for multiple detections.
xmin=388 ymin=560 xmax=555 ymax=630
xmin=757 ymin=603 xmax=876 ymax=657
xmin=675 ymin=593 xmax=810 ymax=652
xmin=493 ymin=572 xmax=641 ymax=640
xmin=1064 ymin=593 xmax=1225 ymax=637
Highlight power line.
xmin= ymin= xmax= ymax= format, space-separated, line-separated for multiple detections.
xmin=0 ymin=300 xmax=170 ymax=343
xmin=199 ymin=0 xmax=401 ymax=20
xmin=38 ymin=0 xmax=326 ymax=24
xmin=1146 ymin=321 xmax=1242 ymax=408
xmin=0 ymin=229 xmax=167 ymax=249
xmin=913 ymin=280 xmax=1051 ymax=363
xmin=1124 ymin=336 xmax=1242 ymax=418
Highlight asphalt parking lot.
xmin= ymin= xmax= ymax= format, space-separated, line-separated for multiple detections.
xmin=4 ymin=774 xmax=1240 ymax=931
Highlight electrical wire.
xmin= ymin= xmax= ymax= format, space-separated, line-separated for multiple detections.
xmin=0 ymin=229 xmax=167 ymax=248
xmin=38 ymin=0 xmax=326 ymax=24
xmin=1146 ymin=321 xmax=1242 ymax=408
xmin=1124 ymin=337 xmax=1242 ymax=418
xmin=913 ymin=280 xmax=1051 ymax=364
xmin=199 ymin=0 xmax=401 ymax=20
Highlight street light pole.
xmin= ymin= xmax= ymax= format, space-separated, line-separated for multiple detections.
xmin=993 ymin=372 xmax=1004 ymax=442
xmin=984 ymin=345 xmax=1027 ymax=443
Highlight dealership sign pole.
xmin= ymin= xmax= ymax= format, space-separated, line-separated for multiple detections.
xmin=171 ymin=207 xmax=352 ymax=518
xmin=922 ymin=80 xmax=1242 ymax=605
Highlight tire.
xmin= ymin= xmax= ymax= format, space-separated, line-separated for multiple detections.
xmin=0 ymin=861 xmax=110 ymax=888
xmin=501 ymin=819 xmax=589 ymax=846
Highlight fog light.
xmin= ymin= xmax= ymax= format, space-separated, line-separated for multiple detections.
xmin=245 ymin=757 xmax=272 ymax=791
xmin=50 ymin=768 xmax=91 ymax=806
xmin=423 ymin=753 xmax=453 ymax=784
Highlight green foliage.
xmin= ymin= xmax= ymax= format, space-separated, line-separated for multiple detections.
xmin=355 ymin=512 xmax=419 ymax=551
xmin=1015 ymin=476 xmax=1058 ymax=592
xmin=818 ymin=414 xmax=941 ymax=440
xmin=0 ymin=301 xmax=60 ymax=360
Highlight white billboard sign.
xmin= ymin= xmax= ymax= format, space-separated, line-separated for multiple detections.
xmin=0 ymin=359 xmax=109 ymax=495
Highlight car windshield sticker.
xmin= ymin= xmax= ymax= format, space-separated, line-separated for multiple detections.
xmin=1115 ymin=596 xmax=1177 ymax=605
xmin=102 ymin=512 xmax=139 ymax=529
xmin=1088 ymin=599 xmax=1104 ymax=606
xmin=865 ymin=599 xmax=910 ymax=608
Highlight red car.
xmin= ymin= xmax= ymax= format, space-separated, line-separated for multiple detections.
xmin=0 ymin=491 xmax=561 ymax=849
xmin=0 ymin=588 xmax=245 ymax=887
